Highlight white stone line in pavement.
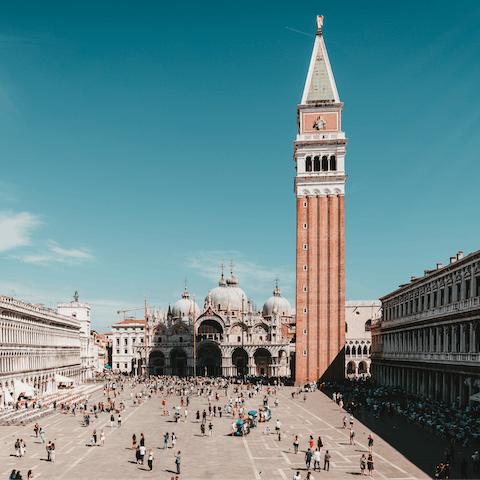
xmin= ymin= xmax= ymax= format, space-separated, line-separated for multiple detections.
xmin=57 ymin=440 xmax=73 ymax=452
xmin=278 ymin=467 xmax=288 ymax=479
xmin=242 ymin=436 xmax=261 ymax=480
xmin=66 ymin=446 xmax=76 ymax=454
xmin=335 ymin=450 xmax=353 ymax=463
xmin=280 ymin=392 xmax=411 ymax=476
xmin=58 ymin=400 xmax=145 ymax=480
xmin=281 ymin=451 xmax=292 ymax=465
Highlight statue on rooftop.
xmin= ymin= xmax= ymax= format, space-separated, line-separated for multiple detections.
xmin=316 ymin=15 xmax=324 ymax=30
xmin=73 ymin=290 xmax=79 ymax=302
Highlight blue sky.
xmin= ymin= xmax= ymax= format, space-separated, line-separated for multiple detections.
xmin=1 ymin=1 xmax=479 ymax=332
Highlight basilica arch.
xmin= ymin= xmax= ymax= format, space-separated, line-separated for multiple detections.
xmin=197 ymin=343 xmax=222 ymax=377
xmin=170 ymin=348 xmax=187 ymax=377
xmin=232 ymin=347 xmax=248 ymax=377
xmin=254 ymin=348 xmax=272 ymax=376
xmin=149 ymin=350 xmax=166 ymax=375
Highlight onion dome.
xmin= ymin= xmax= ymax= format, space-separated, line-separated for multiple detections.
xmin=262 ymin=283 xmax=292 ymax=318
xmin=226 ymin=273 xmax=238 ymax=286
xmin=207 ymin=274 xmax=248 ymax=312
xmin=172 ymin=286 xmax=200 ymax=320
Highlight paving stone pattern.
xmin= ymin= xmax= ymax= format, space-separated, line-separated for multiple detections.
xmin=0 ymin=384 xmax=430 ymax=479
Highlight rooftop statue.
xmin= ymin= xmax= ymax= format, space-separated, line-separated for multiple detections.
xmin=316 ymin=15 xmax=324 ymax=29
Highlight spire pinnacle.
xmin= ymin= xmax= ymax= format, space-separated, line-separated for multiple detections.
xmin=301 ymin=16 xmax=340 ymax=105
xmin=316 ymin=15 xmax=324 ymax=35
xmin=229 ymin=260 xmax=234 ymax=275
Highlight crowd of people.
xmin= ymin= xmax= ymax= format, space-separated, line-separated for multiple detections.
xmin=322 ymin=377 xmax=480 ymax=479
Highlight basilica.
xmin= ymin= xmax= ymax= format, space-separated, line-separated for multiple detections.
xmin=111 ymin=268 xmax=295 ymax=378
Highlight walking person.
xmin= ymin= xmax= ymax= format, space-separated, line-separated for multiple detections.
xmin=46 ymin=441 xmax=52 ymax=461
xmin=367 ymin=454 xmax=374 ymax=477
xmin=208 ymin=422 xmax=213 ymax=437
xmin=350 ymin=428 xmax=356 ymax=445
xmin=27 ymin=470 xmax=34 ymax=479
xmin=50 ymin=443 xmax=55 ymax=462
xmin=110 ymin=413 xmax=115 ymax=428
xmin=147 ymin=449 xmax=154 ymax=471
xmin=140 ymin=433 xmax=145 ymax=447
xmin=313 ymin=448 xmax=321 ymax=471
xmin=100 ymin=429 xmax=105 ymax=447
xmin=14 ymin=439 xmax=20 ymax=457
xmin=172 ymin=433 xmax=177 ymax=449
xmin=175 ymin=451 xmax=181 ymax=474
xmin=293 ymin=435 xmax=299 ymax=454
xmin=324 ymin=450 xmax=331 ymax=471
xmin=34 ymin=423 xmax=39 ymax=438
xmin=117 ymin=414 xmax=122 ymax=427
xmin=132 ymin=434 xmax=137 ymax=449
xmin=138 ymin=443 xmax=146 ymax=465
xmin=305 ymin=448 xmax=313 ymax=470
xmin=164 ymin=432 xmax=169 ymax=450
xmin=317 ymin=436 xmax=323 ymax=455
xmin=343 ymin=416 xmax=347 ymax=428
xmin=92 ymin=429 xmax=97 ymax=446
xmin=39 ymin=427 xmax=45 ymax=443
xmin=368 ymin=434 xmax=374 ymax=453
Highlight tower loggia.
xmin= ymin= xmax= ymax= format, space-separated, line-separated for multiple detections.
xmin=294 ymin=16 xmax=347 ymax=382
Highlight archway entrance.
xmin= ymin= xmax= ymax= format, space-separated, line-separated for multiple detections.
xmin=197 ymin=344 xmax=222 ymax=377
xmin=149 ymin=351 xmax=166 ymax=375
xmin=358 ymin=361 xmax=367 ymax=374
xmin=170 ymin=349 xmax=187 ymax=377
xmin=254 ymin=348 xmax=272 ymax=376
xmin=346 ymin=361 xmax=355 ymax=375
xmin=232 ymin=348 xmax=248 ymax=377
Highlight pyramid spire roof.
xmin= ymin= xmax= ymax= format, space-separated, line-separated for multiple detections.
xmin=301 ymin=16 xmax=340 ymax=105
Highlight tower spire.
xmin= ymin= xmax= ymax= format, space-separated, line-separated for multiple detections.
xmin=301 ymin=15 xmax=340 ymax=105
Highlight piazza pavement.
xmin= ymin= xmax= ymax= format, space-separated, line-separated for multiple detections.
xmin=0 ymin=382 xmax=430 ymax=480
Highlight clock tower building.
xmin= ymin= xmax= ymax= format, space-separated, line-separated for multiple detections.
xmin=294 ymin=16 xmax=347 ymax=383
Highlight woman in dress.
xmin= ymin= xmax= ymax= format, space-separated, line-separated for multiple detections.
xmin=100 ymin=429 xmax=105 ymax=447
xmin=368 ymin=434 xmax=374 ymax=453
xmin=309 ymin=436 xmax=314 ymax=450
xmin=360 ymin=454 xmax=366 ymax=476
xmin=50 ymin=443 xmax=56 ymax=462
xmin=367 ymin=454 xmax=374 ymax=477
xmin=317 ymin=436 xmax=323 ymax=455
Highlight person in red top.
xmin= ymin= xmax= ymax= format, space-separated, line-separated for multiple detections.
xmin=162 ymin=399 xmax=166 ymax=410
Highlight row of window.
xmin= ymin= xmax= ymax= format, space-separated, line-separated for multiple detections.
xmin=116 ymin=337 xmax=144 ymax=345
xmin=386 ymin=276 xmax=480 ymax=320
xmin=305 ymin=155 xmax=336 ymax=172
xmin=346 ymin=345 xmax=371 ymax=356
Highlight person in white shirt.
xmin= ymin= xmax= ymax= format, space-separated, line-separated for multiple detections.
xmin=313 ymin=448 xmax=321 ymax=471
xmin=293 ymin=471 xmax=301 ymax=480
xmin=275 ymin=420 xmax=281 ymax=432
xmin=139 ymin=445 xmax=146 ymax=465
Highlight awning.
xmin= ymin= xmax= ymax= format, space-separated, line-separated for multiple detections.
xmin=104 ymin=365 xmax=112 ymax=369
xmin=13 ymin=379 xmax=35 ymax=399
xmin=2 ymin=389 xmax=14 ymax=404
xmin=55 ymin=374 xmax=74 ymax=385
xmin=470 ymin=392 xmax=480 ymax=402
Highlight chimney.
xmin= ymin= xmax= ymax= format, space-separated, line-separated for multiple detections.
xmin=436 ymin=263 xmax=443 ymax=270
xmin=424 ymin=270 xmax=430 ymax=276
xmin=450 ymin=257 xmax=456 ymax=264
xmin=457 ymin=251 xmax=463 ymax=260
xmin=411 ymin=276 xmax=416 ymax=281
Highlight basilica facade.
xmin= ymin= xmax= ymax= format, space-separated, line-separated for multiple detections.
xmin=115 ymin=270 xmax=295 ymax=378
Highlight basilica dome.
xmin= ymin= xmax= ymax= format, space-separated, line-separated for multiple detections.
xmin=207 ymin=274 xmax=248 ymax=312
xmin=262 ymin=285 xmax=292 ymax=317
xmin=172 ymin=287 xmax=201 ymax=320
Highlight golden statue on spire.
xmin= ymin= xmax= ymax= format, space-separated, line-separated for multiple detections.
xmin=316 ymin=15 xmax=324 ymax=30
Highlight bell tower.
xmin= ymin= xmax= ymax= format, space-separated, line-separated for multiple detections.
xmin=294 ymin=16 xmax=347 ymax=383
